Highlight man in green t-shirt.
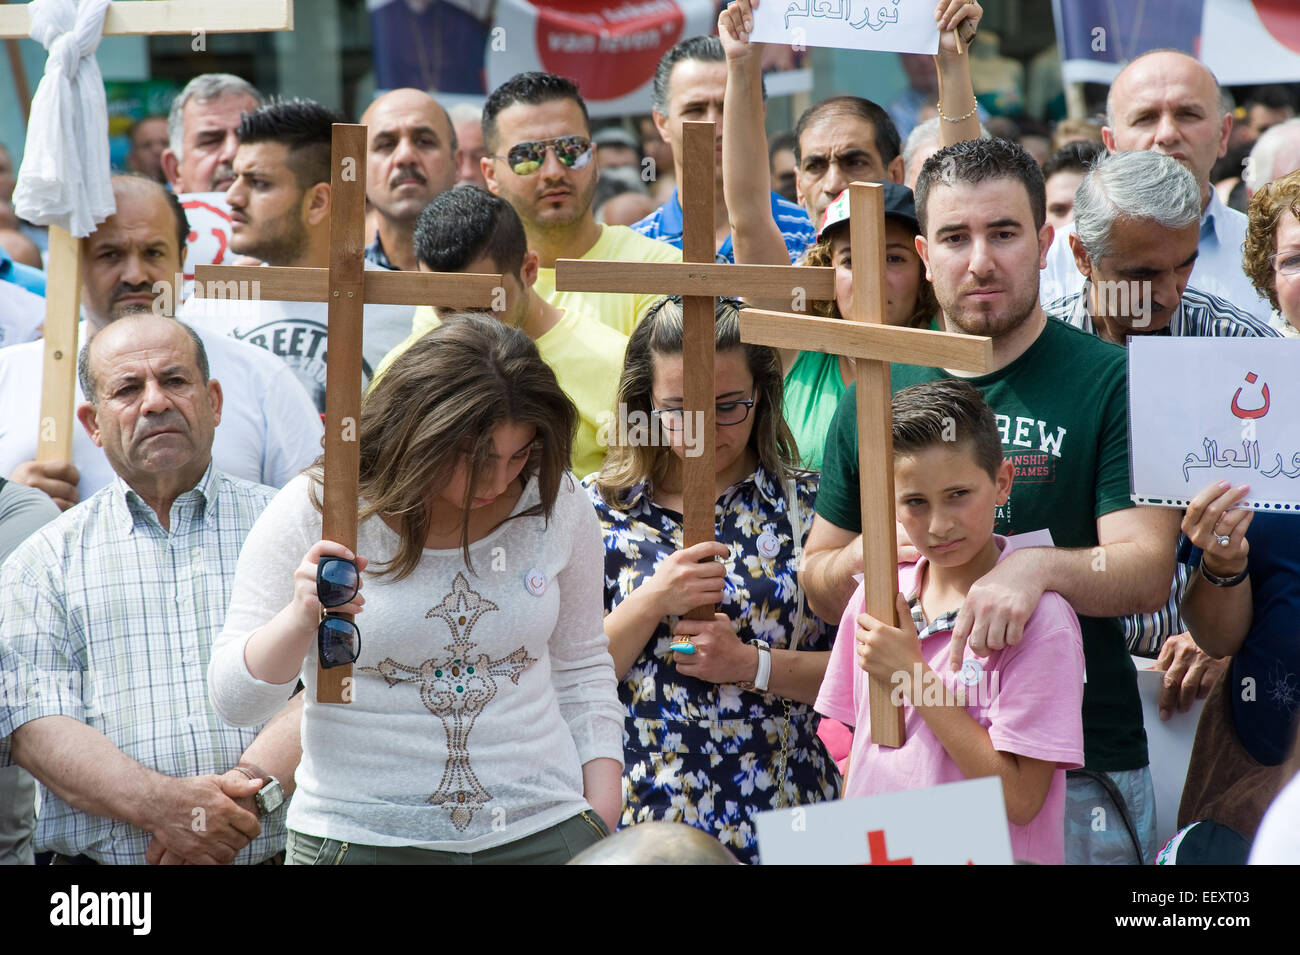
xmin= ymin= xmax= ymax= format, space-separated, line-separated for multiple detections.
xmin=802 ymin=138 xmax=1182 ymax=864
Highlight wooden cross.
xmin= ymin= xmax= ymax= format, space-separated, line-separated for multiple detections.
xmin=198 ymin=124 xmax=500 ymax=704
xmin=739 ymin=182 xmax=993 ymax=746
xmin=0 ymin=0 xmax=294 ymax=462
xmin=556 ymin=120 xmax=832 ymax=630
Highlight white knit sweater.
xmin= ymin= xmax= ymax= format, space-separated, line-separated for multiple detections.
xmin=209 ymin=473 xmax=623 ymax=851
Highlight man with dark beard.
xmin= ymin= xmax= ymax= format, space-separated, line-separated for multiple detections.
xmin=182 ymin=100 xmax=415 ymax=411
xmin=801 ymin=138 xmax=1181 ymax=866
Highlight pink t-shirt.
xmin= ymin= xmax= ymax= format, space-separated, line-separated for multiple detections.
xmin=815 ymin=537 xmax=1085 ymax=864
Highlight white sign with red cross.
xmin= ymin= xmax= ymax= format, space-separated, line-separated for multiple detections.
xmin=754 ymin=777 xmax=1013 ymax=865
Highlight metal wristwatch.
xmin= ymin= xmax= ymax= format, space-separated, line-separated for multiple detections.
xmin=235 ymin=763 xmax=285 ymax=816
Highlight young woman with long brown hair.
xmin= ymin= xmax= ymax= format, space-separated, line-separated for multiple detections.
xmin=210 ymin=314 xmax=622 ymax=864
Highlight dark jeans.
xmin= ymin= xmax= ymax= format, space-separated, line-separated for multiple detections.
xmin=286 ymin=811 xmax=609 ymax=865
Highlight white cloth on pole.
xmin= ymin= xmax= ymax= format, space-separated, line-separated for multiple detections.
xmin=11 ymin=0 xmax=114 ymax=238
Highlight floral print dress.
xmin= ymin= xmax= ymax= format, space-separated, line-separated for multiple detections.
xmin=582 ymin=466 xmax=841 ymax=864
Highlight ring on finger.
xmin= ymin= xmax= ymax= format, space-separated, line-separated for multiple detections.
xmin=1215 ymin=533 xmax=1232 ymax=547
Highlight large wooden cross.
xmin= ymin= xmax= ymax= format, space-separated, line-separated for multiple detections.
xmin=555 ymin=122 xmax=833 ymax=626
xmin=740 ymin=182 xmax=993 ymax=746
xmin=198 ymin=124 xmax=500 ymax=704
xmin=0 ymin=0 xmax=294 ymax=462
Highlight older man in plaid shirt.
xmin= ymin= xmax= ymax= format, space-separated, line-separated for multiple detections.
xmin=0 ymin=313 xmax=301 ymax=865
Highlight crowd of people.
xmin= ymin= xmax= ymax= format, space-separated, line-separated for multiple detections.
xmin=0 ymin=0 xmax=1297 ymax=866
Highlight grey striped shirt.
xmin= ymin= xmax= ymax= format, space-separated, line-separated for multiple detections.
xmin=0 ymin=464 xmax=285 ymax=863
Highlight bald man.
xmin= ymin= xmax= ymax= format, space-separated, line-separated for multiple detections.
xmin=361 ymin=88 xmax=460 ymax=271
xmin=1040 ymin=50 xmax=1272 ymax=321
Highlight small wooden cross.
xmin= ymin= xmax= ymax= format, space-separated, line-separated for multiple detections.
xmin=198 ymin=124 xmax=500 ymax=704
xmin=556 ymin=120 xmax=832 ymax=630
xmin=740 ymin=181 xmax=993 ymax=746
xmin=0 ymin=0 xmax=295 ymax=462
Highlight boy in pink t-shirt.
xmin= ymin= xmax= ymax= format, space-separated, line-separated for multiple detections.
xmin=815 ymin=380 xmax=1085 ymax=864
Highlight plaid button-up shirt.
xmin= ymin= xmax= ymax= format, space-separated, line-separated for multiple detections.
xmin=0 ymin=463 xmax=285 ymax=864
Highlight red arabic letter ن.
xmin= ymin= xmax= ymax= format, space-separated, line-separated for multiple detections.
xmin=1231 ymin=372 xmax=1270 ymax=419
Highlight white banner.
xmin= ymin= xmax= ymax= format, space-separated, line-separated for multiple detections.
xmin=1129 ymin=338 xmax=1300 ymax=510
xmin=1054 ymin=1 xmax=1300 ymax=89
xmin=755 ymin=777 xmax=1013 ymax=865
xmin=1201 ymin=0 xmax=1300 ymax=85
xmin=750 ymin=0 xmax=938 ymax=55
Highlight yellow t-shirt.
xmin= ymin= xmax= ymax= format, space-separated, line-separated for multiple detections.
xmin=373 ymin=307 xmax=628 ymax=479
xmin=533 ymin=224 xmax=682 ymax=337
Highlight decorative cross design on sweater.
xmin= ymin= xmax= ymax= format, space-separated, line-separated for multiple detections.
xmin=360 ymin=573 xmax=537 ymax=831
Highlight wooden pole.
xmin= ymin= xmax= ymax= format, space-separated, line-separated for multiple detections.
xmin=0 ymin=0 xmax=292 ymax=36
xmin=316 ymin=124 xmax=367 ymax=704
xmin=197 ymin=121 xmax=500 ymax=704
xmin=679 ymin=120 xmax=717 ymax=592
xmin=35 ymin=227 xmax=81 ymax=462
xmin=850 ymin=182 xmax=904 ymax=747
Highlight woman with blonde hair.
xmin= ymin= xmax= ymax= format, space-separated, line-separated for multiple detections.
xmin=584 ymin=297 xmax=839 ymax=864
xmin=1243 ymin=167 xmax=1300 ymax=337
xmin=210 ymin=313 xmax=623 ymax=864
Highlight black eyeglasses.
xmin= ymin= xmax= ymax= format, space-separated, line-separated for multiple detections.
xmin=490 ymin=135 xmax=594 ymax=176
xmin=651 ymin=390 xmax=756 ymax=431
xmin=316 ymin=556 xmax=361 ymax=669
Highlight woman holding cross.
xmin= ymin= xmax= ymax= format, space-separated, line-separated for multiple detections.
xmin=210 ymin=314 xmax=623 ymax=864
xmin=584 ymin=297 xmax=838 ymax=864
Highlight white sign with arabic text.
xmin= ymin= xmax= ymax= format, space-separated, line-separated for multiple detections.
xmin=1129 ymin=338 xmax=1300 ymax=511
xmin=750 ymin=0 xmax=939 ymax=55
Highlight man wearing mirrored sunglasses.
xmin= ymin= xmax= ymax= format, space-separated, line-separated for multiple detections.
xmin=0 ymin=313 xmax=302 ymax=865
xmin=481 ymin=72 xmax=681 ymax=338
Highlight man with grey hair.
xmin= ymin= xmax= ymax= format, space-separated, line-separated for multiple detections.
xmin=1046 ymin=150 xmax=1278 ymax=342
xmin=161 ymin=73 xmax=262 ymax=194
xmin=1244 ymin=117 xmax=1300 ymax=197
xmin=1039 ymin=50 xmax=1272 ymax=321
xmin=1043 ymin=148 xmax=1278 ymax=741
xmin=632 ymin=34 xmax=815 ymax=263
xmin=0 ymin=312 xmax=302 ymax=865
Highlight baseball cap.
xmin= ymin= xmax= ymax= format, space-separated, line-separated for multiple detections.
xmin=818 ymin=181 xmax=919 ymax=239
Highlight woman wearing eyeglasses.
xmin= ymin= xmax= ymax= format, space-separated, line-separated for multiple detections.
xmin=209 ymin=314 xmax=623 ymax=864
xmin=582 ymin=297 xmax=839 ymax=864
xmin=1243 ymin=167 xmax=1300 ymax=338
